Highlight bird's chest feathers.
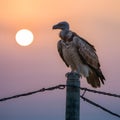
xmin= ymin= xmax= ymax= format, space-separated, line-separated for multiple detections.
xmin=62 ymin=40 xmax=76 ymax=52
xmin=61 ymin=40 xmax=80 ymax=62
xmin=60 ymin=30 xmax=82 ymax=65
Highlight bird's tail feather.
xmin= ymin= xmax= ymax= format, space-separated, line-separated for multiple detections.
xmin=87 ymin=71 xmax=101 ymax=88
xmin=95 ymin=69 xmax=105 ymax=84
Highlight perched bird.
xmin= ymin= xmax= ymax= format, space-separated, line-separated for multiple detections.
xmin=52 ymin=21 xmax=105 ymax=88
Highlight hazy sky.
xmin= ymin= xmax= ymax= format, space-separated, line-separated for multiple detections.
xmin=0 ymin=0 xmax=120 ymax=120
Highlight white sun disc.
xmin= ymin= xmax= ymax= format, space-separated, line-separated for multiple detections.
xmin=15 ymin=29 xmax=34 ymax=46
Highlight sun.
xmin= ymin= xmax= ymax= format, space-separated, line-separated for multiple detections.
xmin=15 ymin=29 xmax=34 ymax=46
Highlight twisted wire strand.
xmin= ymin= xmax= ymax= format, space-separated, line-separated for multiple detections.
xmin=80 ymin=95 xmax=120 ymax=118
xmin=0 ymin=84 xmax=120 ymax=118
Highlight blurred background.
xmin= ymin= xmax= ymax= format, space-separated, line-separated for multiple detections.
xmin=0 ymin=0 xmax=120 ymax=120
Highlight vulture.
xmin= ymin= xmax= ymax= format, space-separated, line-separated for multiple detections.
xmin=52 ymin=21 xmax=105 ymax=88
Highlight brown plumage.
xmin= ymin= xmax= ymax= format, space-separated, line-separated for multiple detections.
xmin=53 ymin=21 xmax=105 ymax=88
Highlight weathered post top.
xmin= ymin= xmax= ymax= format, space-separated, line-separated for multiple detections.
xmin=65 ymin=72 xmax=80 ymax=120
xmin=66 ymin=72 xmax=80 ymax=80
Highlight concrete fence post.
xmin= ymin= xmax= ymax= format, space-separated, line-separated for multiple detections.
xmin=65 ymin=72 xmax=80 ymax=120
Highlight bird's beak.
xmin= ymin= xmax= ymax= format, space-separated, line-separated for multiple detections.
xmin=52 ymin=24 xmax=58 ymax=29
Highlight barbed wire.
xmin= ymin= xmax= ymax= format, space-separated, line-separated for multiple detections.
xmin=80 ymin=95 xmax=120 ymax=118
xmin=0 ymin=85 xmax=65 ymax=102
xmin=0 ymin=84 xmax=120 ymax=118
xmin=0 ymin=85 xmax=119 ymax=102
xmin=64 ymin=85 xmax=120 ymax=98
xmin=80 ymin=87 xmax=120 ymax=98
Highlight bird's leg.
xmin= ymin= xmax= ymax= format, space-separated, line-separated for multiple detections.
xmin=76 ymin=66 xmax=82 ymax=78
xmin=67 ymin=66 xmax=82 ymax=78
xmin=71 ymin=68 xmax=76 ymax=74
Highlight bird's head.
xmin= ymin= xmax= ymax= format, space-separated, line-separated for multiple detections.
xmin=52 ymin=21 xmax=69 ymax=30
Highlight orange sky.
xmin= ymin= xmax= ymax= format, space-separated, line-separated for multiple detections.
xmin=1 ymin=0 xmax=120 ymax=26
xmin=0 ymin=0 xmax=120 ymax=120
